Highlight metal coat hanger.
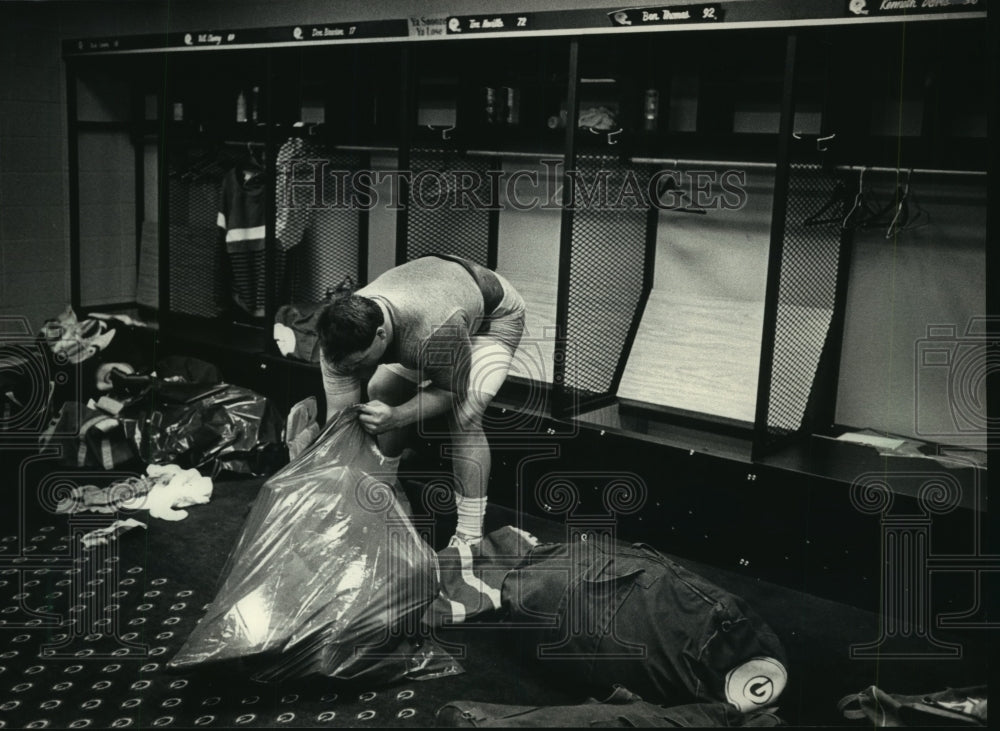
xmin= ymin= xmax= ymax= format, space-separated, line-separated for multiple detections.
xmin=841 ymin=167 xmax=869 ymax=230
xmin=804 ymin=179 xmax=849 ymax=227
xmin=842 ymin=167 xmax=894 ymax=231
xmin=425 ymin=124 xmax=455 ymax=141
xmin=885 ymin=169 xmax=929 ymax=238
xmin=792 ymin=131 xmax=837 ymax=153
xmin=654 ymin=171 xmax=706 ymax=215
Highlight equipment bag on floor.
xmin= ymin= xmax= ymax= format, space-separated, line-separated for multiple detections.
xmin=436 ymin=684 xmax=785 ymax=727
xmin=154 ymin=354 xmax=223 ymax=385
xmin=1 ymin=335 xmax=55 ymax=434
xmin=40 ymin=400 xmax=143 ymax=471
xmin=838 ymin=685 xmax=987 ymax=726
xmin=273 ymin=275 xmax=355 ymax=363
xmin=424 ymin=525 xmax=540 ymax=627
xmin=502 ymin=539 xmax=788 ymax=712
xmin=273 ymin=301 xmax=327 ymax=363
xmin=40 ymin=307 xmax=157 ymax=406
xmin=169 ymin=408 xmax=452 ymax=685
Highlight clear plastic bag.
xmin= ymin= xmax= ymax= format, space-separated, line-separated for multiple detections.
xmin=169 ymin=409 xmax=452 ymax=685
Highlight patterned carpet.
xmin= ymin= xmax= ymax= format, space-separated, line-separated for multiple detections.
xmin=0 ymin=467 xmax=991 ymax=728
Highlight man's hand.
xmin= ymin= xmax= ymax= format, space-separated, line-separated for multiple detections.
xmin=358 ymin=400 xmax=398 ymax=435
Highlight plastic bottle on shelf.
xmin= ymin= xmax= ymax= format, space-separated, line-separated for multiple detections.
xmin=236 ymin=90 xmax=247 ymax=123
xmin=251 ymin=86 xmax=261 ymax=122
xmin=503 ymin=86 xmax=520 ymax=125
xmin=484 ymin=86 xmax=498 ymax=125
xmin=643 ymin=88 xmax=659 ymax=132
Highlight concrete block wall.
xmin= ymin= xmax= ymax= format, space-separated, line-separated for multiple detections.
xmin=0 ymin=5 xmax=70 ymax=331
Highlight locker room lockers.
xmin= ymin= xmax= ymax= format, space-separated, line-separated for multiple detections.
xmin=64 ymin=15 xmax=990 ymax=457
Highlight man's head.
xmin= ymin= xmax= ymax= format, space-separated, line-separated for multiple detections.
xmin=317 ymin=295 xmax=388 ymax=376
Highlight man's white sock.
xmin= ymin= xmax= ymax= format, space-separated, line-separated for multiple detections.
xmin=455 ymin=495 xmax=487 ymax=542
xmin=382 ymin=454 xmax=401 ymax=475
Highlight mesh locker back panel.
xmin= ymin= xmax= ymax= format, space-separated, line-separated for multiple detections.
xmin=275 ymin=144 xmax=362 ymax=302
xmin=405 ymin=149 xmax=492 ymax=265
xmin=764 ymin=163 xmax=844 ymax=436
xmin=563 ymin=155 xmax=650 ymax=396
xmin=168 ymin=165 xmax=226 ymax=318
xmin=78 ymin=130 xmax=137 ymax=307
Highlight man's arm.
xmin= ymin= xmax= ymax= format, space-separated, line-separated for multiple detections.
xmin=359 ymin=386 xmax=453 ymax=435
xmin=320 ymin=355 xmax=362 ymax=424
